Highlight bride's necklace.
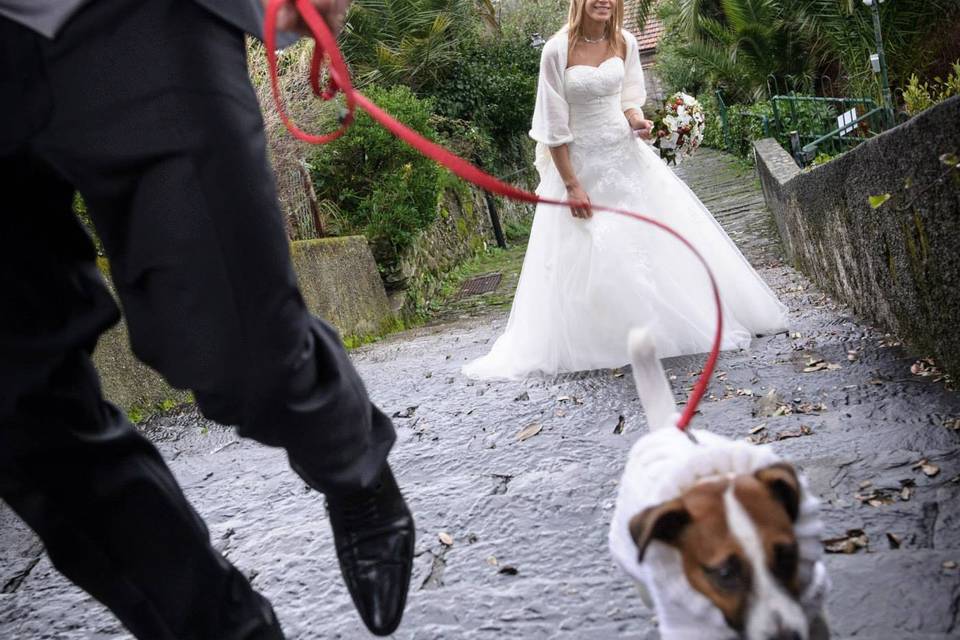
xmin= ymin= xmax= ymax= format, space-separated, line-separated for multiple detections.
xmin=582 ymin=29 xmax=607 ymax=44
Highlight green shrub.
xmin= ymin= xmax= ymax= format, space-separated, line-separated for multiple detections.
xmin=428 ymin=34 xmax=539 ymax=146
xmin=903 ymin=61 xmax=960 ymax=116
xmin=307 ymin=85 xmax=445 ymax=278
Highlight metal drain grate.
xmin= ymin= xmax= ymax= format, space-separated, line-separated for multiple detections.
xmin=457 ymin=272 xmax=502 ymax=299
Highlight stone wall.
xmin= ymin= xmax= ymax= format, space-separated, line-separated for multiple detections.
xmin=755 ymin=96 xmax=960 ymax=375
xmin=389 ymin=182 xmax=534 ymax=319
xmin=92 ymin=236 xmax=394 ymax=414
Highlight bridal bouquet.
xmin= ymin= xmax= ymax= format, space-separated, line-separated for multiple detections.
xmin=652 ymin=92 xmax=705 ymax=165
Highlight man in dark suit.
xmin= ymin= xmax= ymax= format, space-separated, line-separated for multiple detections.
xmin=0 ymin=1 xmax=414 ymax=638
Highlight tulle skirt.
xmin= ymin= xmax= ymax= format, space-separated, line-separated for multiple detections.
xmin=462 ymin=136 xmax=788 ymax=380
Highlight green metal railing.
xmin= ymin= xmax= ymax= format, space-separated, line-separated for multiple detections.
xmin=716 ymin=90 xmax=889 ymax=166
xmin=799 ymin=105 xmax=886 ymax=164
xmin=770 ymin=95 xmax=885 ymax=162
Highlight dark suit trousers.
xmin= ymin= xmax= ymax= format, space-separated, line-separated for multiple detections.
xmin=0 ymin=0 xmax=396 ymax=637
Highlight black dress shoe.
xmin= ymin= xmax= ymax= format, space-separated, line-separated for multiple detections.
xmin=326 ymin=464 xmax=414 ymax=636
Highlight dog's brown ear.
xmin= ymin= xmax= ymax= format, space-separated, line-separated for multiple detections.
xmin=628 ymin=498 xmax=691 ymax=562
xmin=755 ymin=463 xmax=801 ymax=522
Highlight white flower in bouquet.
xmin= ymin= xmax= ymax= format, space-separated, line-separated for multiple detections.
xmin=653 ymin=92 xmax=707 ymax=165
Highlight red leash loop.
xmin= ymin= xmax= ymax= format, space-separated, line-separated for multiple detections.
xmin=264 ymin=0 xmax=721 ymax=431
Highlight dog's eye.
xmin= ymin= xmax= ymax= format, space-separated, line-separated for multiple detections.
xmin=772 ymin=542 xmax=799 ymax=583
xmin=703 ymin=556 xmax=747 ymax=592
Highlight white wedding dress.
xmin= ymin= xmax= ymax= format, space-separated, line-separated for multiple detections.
xmin=462 ymin=30 xmax=788 ymax=380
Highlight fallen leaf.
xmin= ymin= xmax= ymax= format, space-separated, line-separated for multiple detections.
xmin=438 ymin=532 xmax=454 ymax=546
xmin=498 ymin=565 xmax=519 ymax=575
xmin=613 ymin=415 xmax=626 ymax=435
xmin=940 ymin=152 xmax=960 ymax=168
xmin=736 ymin=388 xmax=755 ymax=397
xmin=868 ymin=193 xmax=892 ymax=209
xmin=886 ymin=533 xmax=902 ymax=549
xmin=823 ymin=529 xmax=868 ymax=554
xmin=943 ymin=418 xmax=960 ymax=431
xmin=900 ymin=486 xmax=914 ymax=501
xmin=392 ymin=406 xmax=419 ymax=419
xmin=516 ymin=423 xmax=542 ymax=442
xmin=911 ymin=358 xmax=943 ymax=378
xmin=795 ymin=402 xmax=827 ymax=414
xmin=754 ymin=389 xmax=784 ymax=418
xmin=775 ymin=425 xmax=813 ymax=441
xmin=912 ymin=459 xmax=941 ymax=477
xmin=943 ymin=560 xmax=958 ymax=570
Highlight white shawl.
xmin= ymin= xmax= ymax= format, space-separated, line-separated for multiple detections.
xmin=529 ymin=27 xmax=647 ymax=179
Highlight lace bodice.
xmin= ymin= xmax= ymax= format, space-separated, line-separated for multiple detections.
xmin=564 ymin=57 xmax=632 ymax=150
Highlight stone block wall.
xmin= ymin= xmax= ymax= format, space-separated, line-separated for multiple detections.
xmin=755 ymin=96 xmax=960 ymax=375
xmin=390 ymin=185 xmax=508 ymax=319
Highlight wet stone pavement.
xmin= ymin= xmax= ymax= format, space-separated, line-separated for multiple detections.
xmin=3 ymin=149 xmax=960 ymax=639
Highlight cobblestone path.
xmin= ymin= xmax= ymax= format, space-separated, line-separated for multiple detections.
xmin=2 ymin=149 xmax=959 ymax=639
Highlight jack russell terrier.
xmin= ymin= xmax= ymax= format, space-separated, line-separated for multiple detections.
xmin=609 ymin=329 xmax=830 ymax=640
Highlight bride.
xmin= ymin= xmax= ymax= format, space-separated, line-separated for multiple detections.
xmin=462 ymin=0 xmax=788 ymax=380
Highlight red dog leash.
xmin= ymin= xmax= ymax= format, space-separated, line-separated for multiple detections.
xmin=264 ymin=0 xmax=721 ymax=432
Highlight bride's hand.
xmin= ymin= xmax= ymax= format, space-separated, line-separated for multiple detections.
xmin=628 ymin=113 xmax=655 ymax=140
xmin=565 ymin=183 xmax=592 ymax=219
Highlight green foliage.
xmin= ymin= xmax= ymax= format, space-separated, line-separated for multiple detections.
xmin=308 ymin=85 xmax=445 ymax=276
xmin=651 ymin=0 xmax=812 ymax=102
xmin=642 ymin=0 xmax=960 ymax=107
xmin=868 ymin=193 xmax=892 ymax=209
xmin=808 ymin=151 xmax=836 ymax=168
xmin=341 ymin=0 xmax=479 ymax=89
xmin=903 ymin=61 xmax=960 ymax=116
xmin=428 ymin=33 xmax=540 ymax=144
xmin=784 ymin=0 xmax=960 ymax=98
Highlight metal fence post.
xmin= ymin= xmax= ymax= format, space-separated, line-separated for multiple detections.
xmin=484 ymin=190 xmax=507 ymax=249
xmin=789 ymin=130 xmax=805 ymax=166
xmin=771 ymin=97 xmax=782 ymax=137
xmin=714 ymin=90 xmax=728 ymax=152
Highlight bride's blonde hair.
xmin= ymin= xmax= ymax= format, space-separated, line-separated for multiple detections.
xmin=567 ymin=0 xmax=627 ymax=58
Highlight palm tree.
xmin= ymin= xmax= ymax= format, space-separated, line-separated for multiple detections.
xmin=786 ymin=0 xmax=960 ymax=96
xmin=659 ymin=0 xmax=814 ymax=101
xmin=634 ymin=0 xmax=960 ymax=100
xmin=340 ymin=0 xmax=485 ymax=90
